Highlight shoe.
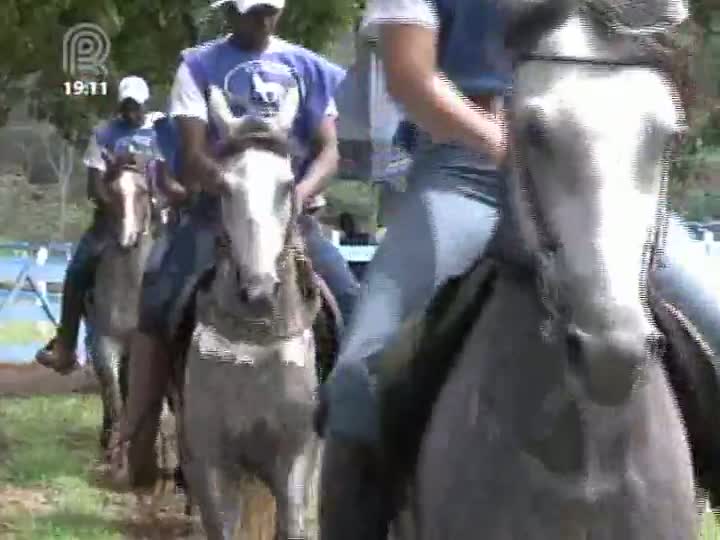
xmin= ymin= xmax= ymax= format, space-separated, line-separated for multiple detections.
xmin=35 ymin=337 xmax=80 ymax=375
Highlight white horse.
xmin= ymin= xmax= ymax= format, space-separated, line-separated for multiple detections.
xmin=368 ymin=0 xmax=701 ymax=539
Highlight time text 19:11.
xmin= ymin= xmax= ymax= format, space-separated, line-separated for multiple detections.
xmin=63 ymin=81 xmax=109 ymax=96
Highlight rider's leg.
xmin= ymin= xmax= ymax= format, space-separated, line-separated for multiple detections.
xmin=320 ymin=139 xmax=500 ymax=540
xmin=122 ymin=212 xmax=217 ymax=489
xmin=36 ymin=216 xmax=106 ymax=373
xmin=650 ymin=213 xmax=720 ymax=354
xmin=299 ymin=214 xmax=360 ymax=328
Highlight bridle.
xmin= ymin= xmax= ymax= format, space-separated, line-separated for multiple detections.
xmin=508 ymin=2 xmax=679 ymax=344
xmin=211 ymin=134 xmax=321 ymax=344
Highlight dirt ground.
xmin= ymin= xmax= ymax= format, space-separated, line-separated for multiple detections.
xmin=0 ymin=361 xmax=282 ymax=540
xmin=0 ymin=362 xmax=99 ymax=396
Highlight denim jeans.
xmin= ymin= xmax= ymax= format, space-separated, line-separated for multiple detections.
xmin=65 ymin=210 xmax=109 ymax=291
xmin=325 ymin=138 xmax=501 ymax=445
xmin=324 ymin=137 xmax=720 ymax=447
xmin=138 ymin=205 xmax=361 ymax=342
xmin=299 ymin=214 xmax=360 ymax=328
xmin=653 ymin=214 xmax=720 ymax=355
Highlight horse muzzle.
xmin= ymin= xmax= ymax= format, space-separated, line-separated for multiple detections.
xmin=117 ymin=231 xmax=141 ymax=250
xmin=238 ymin=272 xmax=281 ymax=307
xmin=565 ymin=323 xmax=665 ymax=406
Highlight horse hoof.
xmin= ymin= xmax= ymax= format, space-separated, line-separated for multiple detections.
xmin=106 ymin=439 xmax=131 ymax=491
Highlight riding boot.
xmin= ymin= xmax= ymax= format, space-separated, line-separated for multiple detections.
xmin=122 ymin=330 xmax=172 ymax=490
xmin=35 ymin=281 xmax=83 ymax=374
xmin=320 ymin=435 xmax=390 ymax=540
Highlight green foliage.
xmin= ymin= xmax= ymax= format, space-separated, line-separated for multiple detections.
xmin=0 ymin=0 xmax=361 ymax=147
xmin=279 ymin=0 xmax=365 ymax=51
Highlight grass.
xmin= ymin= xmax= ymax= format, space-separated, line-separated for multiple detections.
xmin=0 ymin=321 xmax=54 ymax=346
xmin=0 ymin=395 xmax=129 ymax=539
xmin=0 ymin=395 xmax=718 ymax=539
xmin=703 ymin=511 xmax=720 ymax=540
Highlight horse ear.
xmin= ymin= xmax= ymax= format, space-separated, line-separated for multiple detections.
xmin=272 ymin=85 xmax=300 ymax=133
xmin=207 ymin=85 xmax=241 ymax=140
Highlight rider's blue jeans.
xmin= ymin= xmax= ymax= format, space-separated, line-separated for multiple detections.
xmin=299 ymin=214 xmax=360 ymax=328
xmin=137 ymin=204 xmax=360 ymax=341
xmin=64 ymin=210 xmax=108 ymax=292
xmin=324 ymin=137 xmax=720 ymax=447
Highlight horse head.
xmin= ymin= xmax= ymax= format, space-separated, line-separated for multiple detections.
xmin=207 ymin=84 xmax=299 ymax=306
xmin=100 ymin=152 xmax=153 ymax=250
xmin=502 ymin=0 xmax=687 ymax=52
xmin=504 ymin=0 xmax=688 ymax=402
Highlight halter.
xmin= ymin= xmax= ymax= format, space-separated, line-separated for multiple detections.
xmin=212 ymin=135 xmax=321 ymax=343
xmin=509 ymin=3 xmax=677 ymax=343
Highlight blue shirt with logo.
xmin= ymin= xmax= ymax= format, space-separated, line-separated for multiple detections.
xmin=182 ymin=36 xmax=346 ymax=181
xmin=95 ymin=118 xmax=161 ymax=159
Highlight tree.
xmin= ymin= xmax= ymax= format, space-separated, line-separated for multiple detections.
xmin=0 ymin=0 xmax=362 ymax=148
xmin=41 ymin=134 xmax=76 ymax=238
xmin=671 ymin=7 xmax=720 ymax=195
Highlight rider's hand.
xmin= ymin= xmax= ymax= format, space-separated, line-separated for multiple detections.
xmin=195 ymin=156 xmax=228 ymax=196
xmin=482 ymin=111 xmax=508 ymax=165
xmin=294 ymin=183 xmax=311 ymax=213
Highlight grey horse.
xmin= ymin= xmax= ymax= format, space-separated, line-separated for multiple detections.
xmin=179 ymin=86 xmax=329 ymax=540
xmin=85 ymin=155 xmax=162 ymax=454
xmin=369 ymin=0 xmax=716 ymax=539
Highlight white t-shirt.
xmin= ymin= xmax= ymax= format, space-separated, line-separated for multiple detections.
xmin=360 ymin=0 xmax=439 ymax=40
xmin=83 ymin=111 xmax=165 ymax=172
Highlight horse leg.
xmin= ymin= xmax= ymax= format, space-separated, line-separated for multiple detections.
xmin=184 ymin=457 xmax=239 ymax=540
xmin=89 ymin=334 xmax=123 ymax=455
xmin=273 ymin=439 xmax=318 ymax=540
xmin=167 ymin=382 xmax=193 ymax=514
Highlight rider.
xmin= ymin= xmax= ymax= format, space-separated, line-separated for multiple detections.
xmin=319 ymin=1 xmax=720 ymax=539
xmin=35 ymin=76 xmax=175 ymax=374
xmin=116 ymin=0 xmax=360 ymax=487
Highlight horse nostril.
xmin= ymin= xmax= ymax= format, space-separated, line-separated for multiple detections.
xmin=565 ymin=325 xmax=584 ymax=372
xmin=646 ymin=332 xmax=667 ymax=358
xmin=239 ymin=287 xmax=250 ymax=303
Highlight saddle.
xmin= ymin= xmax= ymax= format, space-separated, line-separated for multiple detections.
xmin=377 ymin=242 xmax=720 ymax=507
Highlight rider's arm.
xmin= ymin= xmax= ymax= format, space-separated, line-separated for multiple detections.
xmin=82 ymin=133 xmax=110 ymax=202
xmin=168 ymin=62 xmax=224 ymax=193
xmin=364 ymin=0 xmax=506 ymax=163
xmin=295 ymin=106 xmax=340 ymax=206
